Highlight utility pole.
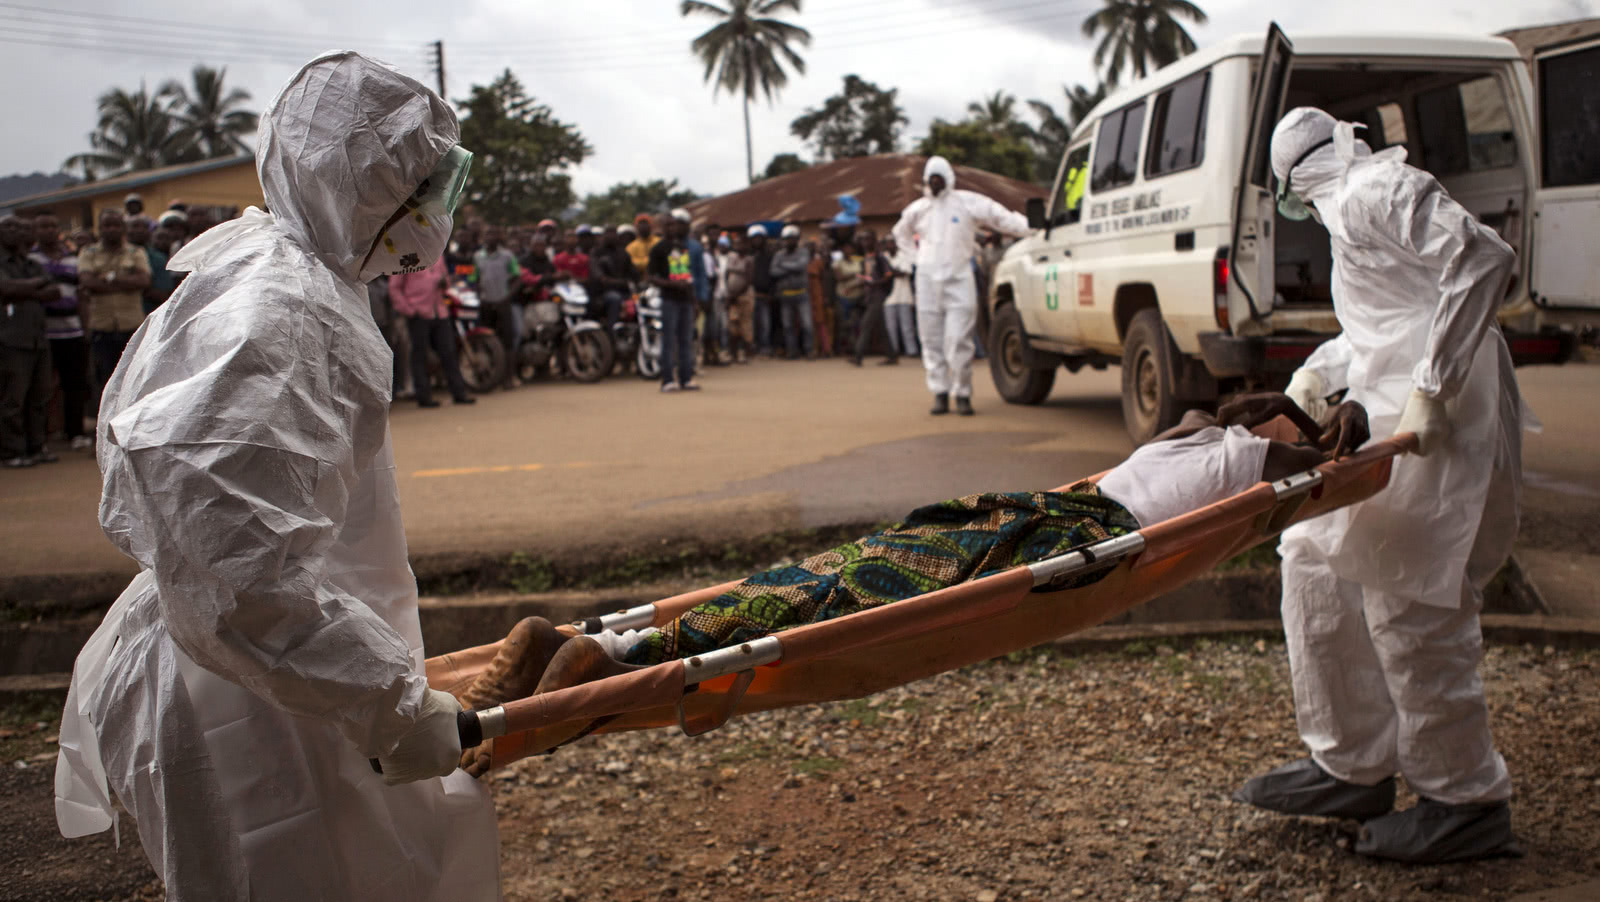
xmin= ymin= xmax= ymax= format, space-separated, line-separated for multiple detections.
xmin=430 ymin=40 xmax=446 ymax=98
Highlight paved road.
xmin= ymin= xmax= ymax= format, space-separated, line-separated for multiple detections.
xmin=4 ymin=355 xmax=1597 ymax=597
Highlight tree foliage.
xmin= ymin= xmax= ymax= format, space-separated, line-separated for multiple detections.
xmin=789 ymin=74 xmax=907 ymax=161
xmin=455 ymin=69 xmax=591 ymax=224
xmin=578 ymin=179 xmax=701 ymax=227
xmin=63 ymin=75 xmax=249 ymax=179
xmin=965 ymin=91 xmax=1034 ymax=143
xmin=758 ymin=152 xmax=810 ymax=180
xmin=160 ymin=65 xmax=259 ymax=159
xmin=1082 ymin=0 xmax=1208 ymax=87
xmin=915 ymin=119 xmax=1036 ymax=183
xmin=681 ymin=0 xmax=812 ymax=184
xmin=1027 ymin=83 xmax=1107 ymax=178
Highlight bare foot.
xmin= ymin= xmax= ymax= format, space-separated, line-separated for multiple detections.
xmin=456 ymin=617 xmax=572 ymax=711
xmin=534 ymin=635 xmax=646 ymax=695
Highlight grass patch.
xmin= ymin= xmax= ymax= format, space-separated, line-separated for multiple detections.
xmin=831 ymin=699 xmax=881 ymax=727
xmin=717 ymin=740 xmax=779 ymax=764
xmin=791 ymin=756 xmax=845 ymax=776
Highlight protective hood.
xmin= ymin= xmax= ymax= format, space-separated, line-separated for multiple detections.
xmin=924 ymin=155 xmax=956 ymax=193
xmin=1271 ymin=106 xmax=1403 ymax=207
xmin=257 ymin=51 xmax=460 ymax=280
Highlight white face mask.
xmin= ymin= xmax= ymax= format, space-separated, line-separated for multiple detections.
xmin=358 ymin=145 xmax=473 ymax=281
xmin=359 ymin=207 xmax=453 ymax=281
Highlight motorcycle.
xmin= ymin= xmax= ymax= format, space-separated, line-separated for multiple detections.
xmin=443 ymin=283 xmax=507 ymax=393
xmin=632 ymin=285 xmax=664 ymax=380
xmin=518 ymin=277 xmax=616 ymax=384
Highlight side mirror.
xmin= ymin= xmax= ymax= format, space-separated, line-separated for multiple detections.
xmin=1025 ymin=197 xmax=1047 ymax=230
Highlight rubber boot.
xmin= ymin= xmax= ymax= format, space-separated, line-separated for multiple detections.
xmin=956 ymin=396 xmax=974 ymax=416
xmin=1234 ymin=758 xmax=1396 ymax=821
xmin=1356 ymin=798 xmax=1523 ymax=864
xmin=929 ymin=393 xmax=950 ymax=415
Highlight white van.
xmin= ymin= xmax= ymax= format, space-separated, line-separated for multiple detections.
xmin=988 ymin=23 xmax=1597 ymax=442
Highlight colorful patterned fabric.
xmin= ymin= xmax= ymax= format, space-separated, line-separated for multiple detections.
xmin=623 ymin=484 xmax=1138 ymax=665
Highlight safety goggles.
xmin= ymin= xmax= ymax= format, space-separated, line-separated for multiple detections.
xmin=404 ymin=144 xmax=474 ymax=218
xmin=1275 ymin=136 xmax=1333 ymax=222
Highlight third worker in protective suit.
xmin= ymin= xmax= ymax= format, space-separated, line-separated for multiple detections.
xmin=892 ymin=156 xmax=1029 ymax=416
xmin=53 ymin=53 xmax=501 ymax=900
xmin=1235 ymin=107 xmax=1525 ymax=864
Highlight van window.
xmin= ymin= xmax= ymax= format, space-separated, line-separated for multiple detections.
xmin=1091 ymin=101 xmax=1146 ymax=192
xmin=1146 ymin=71 xmax=1209 ymax=177
xmin=1416 ymin=76 xmax=1516 ymax=176
xmin=1541 ymin=44 xmax=1600 ymax=188
xmin=1354 ymin=102 xmax=1408 ymax=152
xmin=1059 ymin=145 xmax=1091 ymax=224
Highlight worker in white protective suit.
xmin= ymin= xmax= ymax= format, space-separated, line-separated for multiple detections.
xmin=53 ymin=52 xmax=501 ymax=900
xmin=1234 ymin=107 xmax=1524 ymax=864
xmin=892 ymin=156 xmax=1029 ymax=416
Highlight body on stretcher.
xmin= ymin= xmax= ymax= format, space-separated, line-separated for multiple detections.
xmin=426 ymin=427 xmax=1415 ymax=774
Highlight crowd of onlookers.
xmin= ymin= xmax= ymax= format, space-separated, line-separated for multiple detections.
xmin=370 ymin=210 xmax=1004 ymax=401
xmin=3 ymin=195 xmax=1011 ymax=464
xmin=0 ymin=193 xmax=220 ymax=468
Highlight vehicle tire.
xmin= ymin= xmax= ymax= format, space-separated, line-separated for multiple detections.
xmin=637 ymin=330 xmax=662 ymax=380
xmin=1120 ymin=308 xmax=1184 ymax=445
xmin=988 ymin=304 xmax=1056 ymax=405
xmin=460 ymin=331 xmax=506 ymax=394
xmin=564 ymin=329 xmax=616 ymax=384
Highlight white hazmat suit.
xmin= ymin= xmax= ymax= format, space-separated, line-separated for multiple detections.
xmin=892 ymin=156 xmax=1029 ymax=406
xmin=53 ymin=53 xmax=500 ymax=900
xmin=1248 ymin=108 xmax=1523 ymax=861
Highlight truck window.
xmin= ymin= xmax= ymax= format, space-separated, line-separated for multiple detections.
xmin=1416 ymin=76 xmax=1516 ymax=176
xmin=1146 ymin=71 xmax=1209 ymax=177
xmin=1354 ymin=102 xmax=1408 ymax=152
xmin=1091 ymin=101 xmax=1146 ymax=192
xmin=1540 ymin=44 xmax=1600 ymax=187
xmin=1059 ymin=145 xmax=1091 ymax=224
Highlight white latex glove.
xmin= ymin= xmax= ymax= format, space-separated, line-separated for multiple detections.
xmin=1284 ymin=368 xmax=1328 ymax=421
xmin=377 ymin=688 xmax=463 ymax=785
xmin=1394 ymin=388 xmax=1449 ymax=456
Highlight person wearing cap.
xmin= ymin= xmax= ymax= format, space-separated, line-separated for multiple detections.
xmin=647 ymin=209 xmax=699 ymax=391
xmin=576 ymin=224 xmax=596 ymax=255
xmin=767 ymin=224 xmax=813 ymax=359
xmin=589 ymin=225 xmax=636 ymax=329
xmin=535 ymin=218 xmax=559 ymax=257
xmin=626 ymin=213 xmax=659 ymax=277
xmin=123 ymin=193 xmax=153 ymax=231
xmin=747 ymin=224 xmax=777 ymax=356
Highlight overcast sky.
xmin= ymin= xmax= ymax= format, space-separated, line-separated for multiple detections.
xmin=0 ymin=0 xmax=1591 ymax=201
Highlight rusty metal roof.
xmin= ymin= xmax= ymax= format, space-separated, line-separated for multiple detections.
xmin=685 ymin=154 xmax=1045 ymax=227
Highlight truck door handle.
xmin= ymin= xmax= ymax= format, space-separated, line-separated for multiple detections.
xmin=1036 ymin=255 xmax=1050 ymax=263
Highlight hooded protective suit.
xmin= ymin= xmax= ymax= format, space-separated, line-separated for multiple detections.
xmin=53 ymin=53 xmax=500 ymax=900
xmin=1269 ymin=107 xmax=1521 ymax=805
xmin=892 ymin=156 xmax=1029 ymax=399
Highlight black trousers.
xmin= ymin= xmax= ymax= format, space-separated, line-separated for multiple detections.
xmin=0 ymin=343 xmax=52 ymax=458
xmin=91 ymin=330 xmax=133 ymax=391
xmin=408 ymin=316 xmax=471 ymax=403
xmin=50 ymin=336 xmax=89 ymax=439
xmin=854 ymin=294 xmax=895 ymax=362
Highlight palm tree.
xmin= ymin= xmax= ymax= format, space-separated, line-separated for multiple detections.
xmin=1081 ymin=0 xmax=1208 ymax=88
xmin=681 ymin=0 xmax=812 ymax=185
xmin=160 ymin=65 xmax=259 ymax=158
xmin=967 ymin=91 xmax=1019 ymax=133
xmin=63 ymin=83 xmax=197 ymax=179
xmin=1027 ymin=83 xmax=1106 ymax=180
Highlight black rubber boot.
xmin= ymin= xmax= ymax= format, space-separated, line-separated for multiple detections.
xmin=1356 ymin=798 xmax=1523 ymax=864
xmin=929 ymin=393 xmax=949 ymax=415
xmin=1234 ymin=758 xmax=1396 ymax=821
xmin=956 ymin=396 xmax=974 ymax=416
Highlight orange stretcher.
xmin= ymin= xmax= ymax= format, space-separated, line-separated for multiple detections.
xmin=426 ymin=432 xmax=1414 ymax=773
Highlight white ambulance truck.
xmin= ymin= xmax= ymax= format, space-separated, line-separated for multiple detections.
xmin=988 ymin=24 xmax=1597 ymax=442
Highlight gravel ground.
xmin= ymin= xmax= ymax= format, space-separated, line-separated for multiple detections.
xmin=5 ymin=637 xmax=1598 ymax=901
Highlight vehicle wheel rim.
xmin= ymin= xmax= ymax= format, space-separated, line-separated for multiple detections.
xmin=1002 ymin=330 xmax=1024 ymax=379
xmin=1136 ymin=350 xmax=1159 ymax=418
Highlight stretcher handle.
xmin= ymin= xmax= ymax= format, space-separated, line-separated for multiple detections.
xmin=368 ymin=711 xmax=486 ymax=775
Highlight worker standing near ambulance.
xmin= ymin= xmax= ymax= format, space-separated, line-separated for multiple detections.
xmin=1236 ymin=107 xmax=1524 ymax=864
xmin=53 ymin=53 xmax=501 ymax=900
xmin=892 ymin=156 xmax=1029 ymax=416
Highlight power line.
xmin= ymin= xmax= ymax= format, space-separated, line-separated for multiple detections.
xmin=0 ymin=1 xmax=420 ymax=50
xmin=0 ymin=17 xmax=417 ymax=64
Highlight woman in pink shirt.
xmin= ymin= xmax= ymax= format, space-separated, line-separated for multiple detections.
xmin=388 ymin=258 xmax=475 ymax=407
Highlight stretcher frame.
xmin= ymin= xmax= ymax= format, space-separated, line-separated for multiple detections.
xmin=429 ymin=434 xmax=1414 ymax=771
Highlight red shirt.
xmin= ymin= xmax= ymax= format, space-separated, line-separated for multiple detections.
xmin=552 ymin=251 xmax=590 ymax=281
